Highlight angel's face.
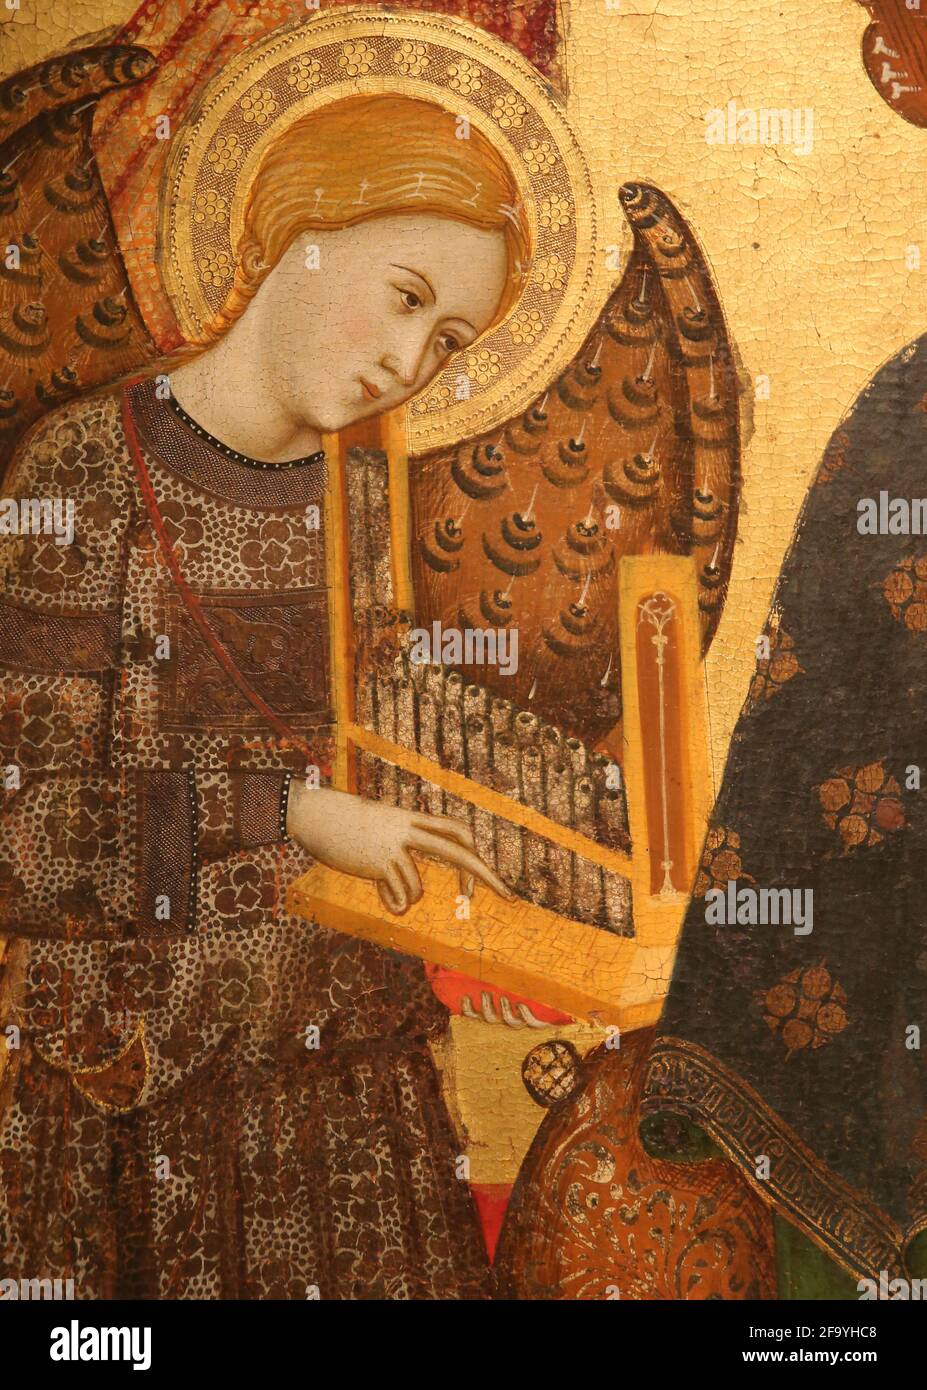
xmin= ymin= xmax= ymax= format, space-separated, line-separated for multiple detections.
xmin=256 ymin=214 xmax=508 ymax=434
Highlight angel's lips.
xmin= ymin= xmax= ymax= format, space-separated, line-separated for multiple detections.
xmin=360 ymin=378 xmax=382 ymax=402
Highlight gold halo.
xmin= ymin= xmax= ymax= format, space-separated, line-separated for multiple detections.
xmin=160 ymin=7 xmax=600 ymax=454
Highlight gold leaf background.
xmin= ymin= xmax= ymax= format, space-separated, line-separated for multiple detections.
xmin=3 ymin=0 xmax=923 ymax=1181
xmin=4 ymin=0 xmax=920 ymax=785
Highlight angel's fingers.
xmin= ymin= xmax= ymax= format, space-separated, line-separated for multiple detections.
xmin=394 ymin=849 xmax=423 ymax=906
xmin=409 ymin=813 xmax=475 ymax=851
xmin=377 ymin=880 xmax=400 ymax=914
xmin=408 ymin=830 xmax=514 ymax=900
xmin=378 ymin=864 xmax=408 ymax=915
xmin=458 ymin=868 xmax=476 ymax=899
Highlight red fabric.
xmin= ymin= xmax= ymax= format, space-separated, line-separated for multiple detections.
xmin=425 ymin=964 xmax=572 ymax=1024
xmin=471 ymin=1183 xmax=513 ymax=1262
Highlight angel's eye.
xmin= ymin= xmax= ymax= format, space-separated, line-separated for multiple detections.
xmin=400 ymin=289 xmax=423 ymax=310
xmin=438 ymin=332 xmax=461 ymax=356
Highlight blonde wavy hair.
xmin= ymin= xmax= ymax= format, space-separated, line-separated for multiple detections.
xmin=196 ymin=92 xmax=532 ymax=347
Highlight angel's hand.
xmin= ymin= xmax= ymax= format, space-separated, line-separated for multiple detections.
xmin=285 ymin=784 xmax=514 ymax=913
xmin=424 ymin=965 xmax=574 ymax=1027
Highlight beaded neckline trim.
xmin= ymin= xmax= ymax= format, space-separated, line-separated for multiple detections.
xmin=167 ymin=394 xmax=325 ymax=471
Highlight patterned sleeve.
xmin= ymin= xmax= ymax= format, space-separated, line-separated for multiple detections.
xmin=195 ymin=766 xmax=293 ymax=859
xmin=0 ymin=400 xmax=137 ymax=937
xmin=0 ymin=397 xmax=291 ymax=940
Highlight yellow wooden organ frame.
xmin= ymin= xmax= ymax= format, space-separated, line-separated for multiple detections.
xmin=287 ymin=418 xmax=714 ymax=1029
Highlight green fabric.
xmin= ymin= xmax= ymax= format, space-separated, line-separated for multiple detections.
xmin=638 ymin=1113 xmax=722 ymax=1163
xmin=774 ymin=1217 xmax=859 ymax=1300
xmin=906 ymin=1229 xmax=927 ymax=1278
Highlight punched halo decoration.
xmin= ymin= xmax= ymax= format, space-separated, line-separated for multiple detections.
xmin=159 ymin=7 xmax=600 ymax=454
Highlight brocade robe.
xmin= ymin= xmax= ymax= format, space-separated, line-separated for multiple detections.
xmin=0 ymin=377 xmax=491 ymax=1299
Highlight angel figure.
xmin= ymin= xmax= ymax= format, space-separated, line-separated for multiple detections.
xmin=0 ymin=3 xmax=740 ymax=1298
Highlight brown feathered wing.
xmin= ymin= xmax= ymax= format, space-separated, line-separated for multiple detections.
xmin=408 ymin=182 xmax=741 ymax=748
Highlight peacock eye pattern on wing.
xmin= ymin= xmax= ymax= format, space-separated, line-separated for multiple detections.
xmin=0 ymin=44 xmax=159 ymax=484
xmin=410 ymin=183 xmax=740 ymax=747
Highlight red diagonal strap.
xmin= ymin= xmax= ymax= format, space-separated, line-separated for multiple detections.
xmin=121 ymin=386 xmax=318 ymax=764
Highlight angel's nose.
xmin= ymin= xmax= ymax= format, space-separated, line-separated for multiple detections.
xmin=381 ymin=351 xmax=419 ymax=388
